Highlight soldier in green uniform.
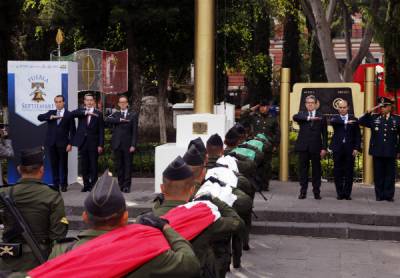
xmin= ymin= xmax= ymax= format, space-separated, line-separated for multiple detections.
xmin=206 ymin=134 xmax=254 ymax=251
xmin=50 ymin=170 xmax=200 ymax=278
xmin=154 ymin=156 xmax=244 ymax=278
xmin=224 ymin=129 xmax=258 ymax=179
xmin=241 ymin=100 xmax=280 ymax=191
xmin=0 ymin=147 xmax=68 ymax=272
xmin=183 ymin=143 xmax=250 ymax=272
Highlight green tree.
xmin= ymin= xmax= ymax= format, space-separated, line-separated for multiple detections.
xmin=281 ymin=0 xmax=302 ymax=89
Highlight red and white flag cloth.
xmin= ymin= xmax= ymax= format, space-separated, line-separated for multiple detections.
xmin=28 ymin=201 xmax=220 ymax=278
xmin=206 ymin=167 xmax=239 ymax=188
xmin=196 ymin=180 xmax=237 ymax=207
xmin=216 ymin=155 xmax=239 ymax=173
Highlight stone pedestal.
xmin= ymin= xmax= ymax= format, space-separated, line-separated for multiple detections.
xmin=154 ymin=110 xmax=234 ymax=192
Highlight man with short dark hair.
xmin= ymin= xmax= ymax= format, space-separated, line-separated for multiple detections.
xmin=105 ymin=95 xmax=138 ymax=193
xmin=49 ymin=170 xmax=200 ymax=277
xmin=293 ymin=95 xmax=328 ymax=200
xmin=38 ymin=95 xmax=76 ymax=191
xmin=0 ymin=147 xmax=68 ymax=271
xmin=330 ymin=100 xmax=361 ymax=200
xmin=241 ymin=100 xmax=280 ymax=191
xmin=71 ymin=93 xmax=104 ymax=192
xmin=154 ymin=156 xmax=244 ymax=278
xmin=359 ymin=96 xmax=400 ymax=201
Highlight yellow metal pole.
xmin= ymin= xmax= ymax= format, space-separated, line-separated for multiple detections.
xmin=363 ymin=67 xmax=375 ymax=185
xmin=194 ymin=0 xmax=215 ymax=113
xmin=279 ymin=68 xmax=290 ymax=181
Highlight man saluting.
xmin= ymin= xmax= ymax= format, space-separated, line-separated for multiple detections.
xmin=71 ymin=93 xmax=104 ymax=192
xmin=105 ymin=95 xmax=138 ymax=193
xmin=38 ymin=95 xmax=76 ymax=192
xmin=359 ymin=97 xmax=400 ymax=202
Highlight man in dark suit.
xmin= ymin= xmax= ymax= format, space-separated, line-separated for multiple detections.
xmin=38 ymin=95 xmax=76 ymax=191
xmin=329 ymin=100 xmax=361 ymax=200
xmin=105 ymin=95 xmax=138 ymax=193
xmin=71 ymin=93 xmax=104 ymax=192
xmin=359 ymin=96 xmax=400 ymax=202
xmin=293 ymin=95 xmax=328 ymax=199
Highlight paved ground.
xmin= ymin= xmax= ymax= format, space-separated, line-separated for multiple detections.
xmin=227 ymin=235 xmax=400 ymax=278
xmin=62 ymin=178 xmax=400 ymax=218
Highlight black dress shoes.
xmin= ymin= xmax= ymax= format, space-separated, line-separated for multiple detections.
xmin=298 ymin=193 xmax=306 ymax=199
xmin=61 ymin=186 xmax=68 ymax=192
xmin=376 ymin=197 xmax=383 ymax=201
xmin=314 ymin=194 xmax=322 ymax=200
xmin=122 ymin=187 xmax=131 ymax=193
xmin=345 ymin=197 xmax=352 ymax=200
xmin=337 ymin=196 xmax=343 ymax=200
xmin=81 ymin=186 xmax=91 ymax=192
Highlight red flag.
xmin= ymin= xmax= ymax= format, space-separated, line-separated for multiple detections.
xmin=28 ymin=201 xmax=220 ymax=278
xmin=102 ymin=50 xmax=128 ymax=94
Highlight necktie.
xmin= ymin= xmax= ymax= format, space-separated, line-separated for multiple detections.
xmin=87 ymin=109 xmax=91 ymax=125
xmin=57 ymin=110 xmax=61 ymax=125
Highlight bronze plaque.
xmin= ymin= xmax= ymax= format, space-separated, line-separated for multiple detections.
xmin=192 ymin=122 xmax=208 ymax=135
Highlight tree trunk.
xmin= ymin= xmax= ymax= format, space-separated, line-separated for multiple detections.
xmin=127 ymin=25 xmax=143 ymax=114
xmin=307 ymin=0 xmax=342 ymax=82
xmin=157 ymin=67 xmax=169 ymax=144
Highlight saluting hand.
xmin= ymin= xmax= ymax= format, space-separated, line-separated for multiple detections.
xmin=50 ymin=115 xmax=63 ymax=120
xmin=129 ymin=146 xmax=136 ymax=153
xmin=366 ymin=104 xmax=382 ymax=113
xmin=352 ymin=150 xmax=358 ymax=157
xmin=97 ymin=146 xmax=103 ymax=154
xmin=310 ymin=117 xmax=322 ymax=121
xmin=66 ymin=144 xmax=72 ymax=152
xmin=320 ymin=149 xmax=327 ymax=159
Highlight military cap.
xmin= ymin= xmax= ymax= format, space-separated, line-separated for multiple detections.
xmin=225 ymin=128 xmax=240 ymax=141
xmin=188 ymin=137 xmax=207 ymax=158
xmin=20 ymin=147 xmax=44 ymax=166
xmin=84 ymin=170 xmax=126 ymax=218
xmin=377 ymin=96 xmax=394 ymax=106
xmin=207 ymin=133 xmax=223 ymax=147
xmin=259 ymin=99 xmax=271 ymax=106
xmin=163 ymin=156 xmax=193 ymax=180
xmin=183 ymin=145 xmax=204 ymax=166
xmin=233 ymin=123 xmax=246 ymax=135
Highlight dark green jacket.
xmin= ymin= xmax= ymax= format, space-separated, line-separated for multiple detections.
xmin=0 ymin=178 xmax=68 ymax=271
xmin=242 ymin=110 xmax=280 ymax=146
xmin=152 ymin=198 xmax=244 ymax=278
xmin=50 ymin=227 xmax=200 ymax=278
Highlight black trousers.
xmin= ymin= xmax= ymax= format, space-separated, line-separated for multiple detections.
xmin=114 ymin=148 xmax=133 ymax=190
xmin=373 ymin=156 xmax=396 ymax=200
xmin=79 ymin=141 xmax=99 ymax=189
xmin=298 ymin=151 xmax=321 ymax=195
xmin=333 ymin=149 xmax=355 ymax=198
xmin=48 ymin=145 xmax=68 ymax=188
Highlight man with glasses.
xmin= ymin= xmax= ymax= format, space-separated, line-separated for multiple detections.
xmin=329 ymin=100 xmax=361 ymax=200
xmin=359 ymin=97 xmax=400 ymax=202
xmin=293 ymin=95 xmax=328 ymax=200
xmin=105 ymin=95 xmax=138 ymax=193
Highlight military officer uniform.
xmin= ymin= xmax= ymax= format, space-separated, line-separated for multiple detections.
xmin=359 ymin=97 xmax=400 ymax=201
xmin=241 ymin=100 xmax=280 ymax=190
xmin=50 ymin=169 xmax=200 ymax=278
xmin=153 ymin=156 xmax=244 ymax=278
xmin=0 ymin=148 xmax=68 ymax=272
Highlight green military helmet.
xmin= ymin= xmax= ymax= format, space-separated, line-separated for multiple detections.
xmin=230 ymin=147 xmax=256 ymax=161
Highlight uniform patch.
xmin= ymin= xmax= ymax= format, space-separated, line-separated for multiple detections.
xmin=60 ymin=217 xmax=69 ymax=225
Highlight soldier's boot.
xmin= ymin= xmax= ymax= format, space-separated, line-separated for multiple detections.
xmin=232 ymin=234 xmax=242 ymax=268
